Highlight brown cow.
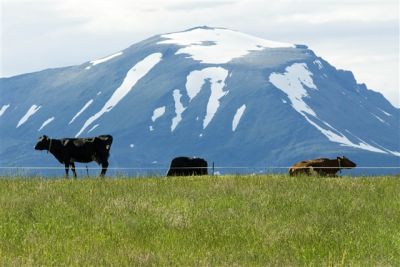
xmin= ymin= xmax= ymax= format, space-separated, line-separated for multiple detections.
xmin=289 ymin=156 xmax=356 ymax=177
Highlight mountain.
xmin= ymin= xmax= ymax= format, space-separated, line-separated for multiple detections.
xmin=1 ymin=26 xmax=399 ymax=176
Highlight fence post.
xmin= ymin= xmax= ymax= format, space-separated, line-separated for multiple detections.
xmin=212 ymin=162 xmax=215 ymax=176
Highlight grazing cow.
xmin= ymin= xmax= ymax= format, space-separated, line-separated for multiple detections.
xmin=167 ymin=157 xmax=208 ymax=176
xmin=34 ymin=135 xmax=113 ymax=178
xmin=289 ymin=156 xmax=356 ymax=177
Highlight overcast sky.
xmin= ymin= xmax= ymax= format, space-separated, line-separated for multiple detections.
xmin=1 ymin=0 xmax=399 ymax=107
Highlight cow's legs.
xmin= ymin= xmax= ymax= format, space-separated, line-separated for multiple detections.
xmin=100 ymin=161 xmax=108 ymax=177
xmin=302 ymin=167 xmax=311 ymax=176
xmin=71 ymin=162 xmax=77 ymax=178
xmin=64 ymin=163 xmax=69 ymax=178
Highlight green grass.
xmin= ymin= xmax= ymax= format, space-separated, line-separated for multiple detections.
xmin=0 ymin=175 xmax=399 ymax=266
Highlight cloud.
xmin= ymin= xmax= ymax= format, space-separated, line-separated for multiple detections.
xmin=165 ymin=0 xmax=237 ymax=11
xmin=1 ymin=0 xmax=398 ymax=107
xmin=273 ymin=2 xmax=397 ymax=24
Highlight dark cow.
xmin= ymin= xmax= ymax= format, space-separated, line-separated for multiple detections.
xmin=34 ymin=135 xmax=113 ymax=178
xmin=167 ymin=157 xmax=208 ymax=176
xmin=289 ymin=156 xmax=356 ymax=177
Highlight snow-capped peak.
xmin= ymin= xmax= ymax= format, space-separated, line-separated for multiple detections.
xmin=158 ymin=26 xmax=294 ymax=64
xmin=1 ymin=26 xmax=399 ymax=174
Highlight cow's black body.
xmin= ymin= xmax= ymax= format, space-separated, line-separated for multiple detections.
xmin=167 ymin=157 xmax=208 ymax=176
xmin=35 ymin=135 xmax=113 ymax=178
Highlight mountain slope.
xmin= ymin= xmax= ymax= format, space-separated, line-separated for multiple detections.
xmin=1 ymin=26 xmax=399 ymax=175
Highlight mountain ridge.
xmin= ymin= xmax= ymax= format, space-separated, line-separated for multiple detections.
xmin=0 ymin=26 xmax=399 ymax=175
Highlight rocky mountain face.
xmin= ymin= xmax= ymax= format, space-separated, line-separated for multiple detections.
xmin=1 ymin=26 xmax=399 ymax=175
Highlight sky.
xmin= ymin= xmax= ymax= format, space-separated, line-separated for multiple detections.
xmin=1 ymin=0 xmax=399 ymax=107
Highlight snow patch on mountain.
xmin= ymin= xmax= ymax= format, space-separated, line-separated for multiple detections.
xmin=203 ymin=70 xmax=229 ymax=129
xmin=151 ymin=106 xmax=166 ymax=122
xmin=38 ymin=117 xmax=54 ymax=131
xmin=313 ymin=60 xmax=323 ymax=69
xmin=185 ymin=67 xmax=229 ymax=128
xmin=76 ymin=53 xmax=163 ymax=137
xmin=304 ymin=115 xmax=387 ymax=154
xmin=159 ymin=27 xmax=294 ymax=64
xmin=386 ymin=150 xmax=400 ymax=157
xmin=171 ymin=89 xmax=186 ymax=132
xmin=269 ymin=63 xmax=317 ymax=116
xmin=0 ymin=104 xmax=10 ymax=117
xmin=88 ymin=124 xmax=99 ymax=133
xmin=17 ymin=105 xmax=41 ymax=128
xmin=378 ymin=108 xmax=392 ymax=117
xmin=69 ymin=99 xmax=93 ymax=125
xmin=269 ymin=63 xmax=394 ymax=155
xmin=371 ymin=113 xmax=387 ymax=124
xmin=86 ymin=52 xmax=123 ymax=69
xmin=232 ymin=104 xmax=246 ymax=131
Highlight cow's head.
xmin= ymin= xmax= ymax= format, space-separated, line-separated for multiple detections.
xmin=337 ymin=156 xmax=356 ymax=169
xmin=35 ymin=135 xmax=50 ymax=151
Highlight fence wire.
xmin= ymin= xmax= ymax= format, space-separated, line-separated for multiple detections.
xmin=0 ymin=166 xmax=399 ymax=170
xmin=0 ymin=166 xmax=399 ymax=177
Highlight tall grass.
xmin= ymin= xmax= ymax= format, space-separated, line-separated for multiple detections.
xmin=0 ymin=175 xmax=399 ymax=266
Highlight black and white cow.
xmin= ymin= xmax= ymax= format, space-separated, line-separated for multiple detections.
xmin=35 ymin=135 xmax=113 ymax=178
xmin=167 ymin=156 xmax=208 ymax=176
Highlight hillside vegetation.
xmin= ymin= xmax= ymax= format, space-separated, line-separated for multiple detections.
xmin=0 ymin=175 xmax=399 ymax=266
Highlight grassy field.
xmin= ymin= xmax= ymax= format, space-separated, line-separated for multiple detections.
xmin=0 ymin=175 xmax=399 ymax=266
